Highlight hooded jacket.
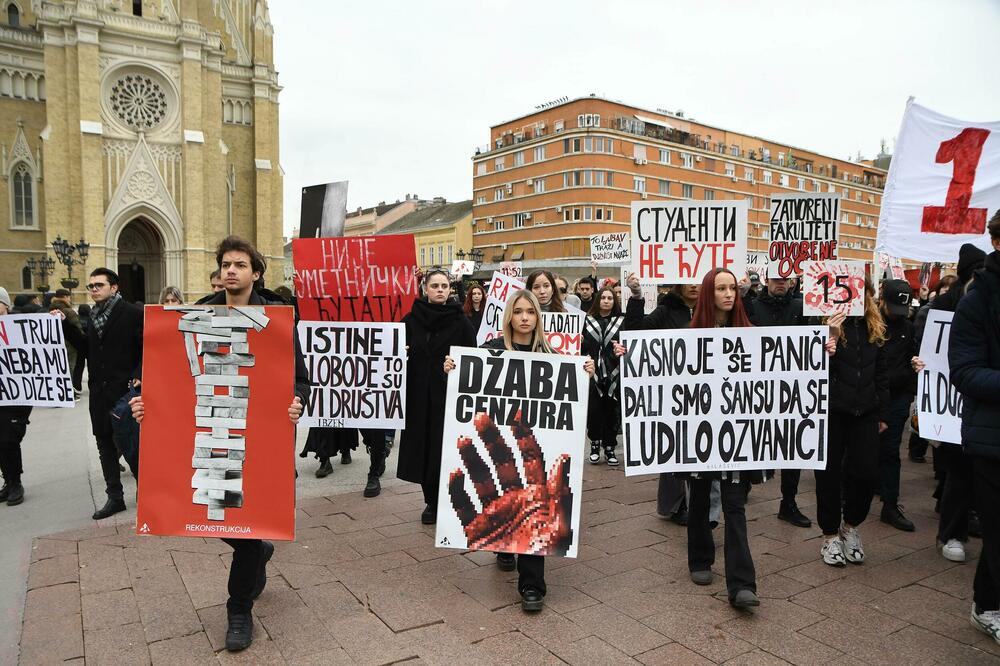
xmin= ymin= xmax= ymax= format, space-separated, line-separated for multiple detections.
xmin=949 ymin=251 xmax=1000 ymax=459
xmin=745 ymin=290 xmax=805 ymax=327
xmin=623 ymin=291 xmax=693 ymax=331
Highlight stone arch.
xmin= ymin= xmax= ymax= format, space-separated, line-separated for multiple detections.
xmin=105 ymin=203 xmax=183 ymax=301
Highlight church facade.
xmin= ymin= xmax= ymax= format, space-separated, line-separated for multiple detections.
xmin=0 ymin=0 xmax=283 ymax=303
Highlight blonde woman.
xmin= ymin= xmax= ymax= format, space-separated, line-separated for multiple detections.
xmin=158 ymin=286 xmax=184 ymax=305
xmin=444 ymin=289 xmax=594 ymax=613
xmin=815 ymin=276 xmax=889 ymax=567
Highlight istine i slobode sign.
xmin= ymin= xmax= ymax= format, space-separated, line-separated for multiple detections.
xmin=630 ymin=200 xmax=748 ymax=285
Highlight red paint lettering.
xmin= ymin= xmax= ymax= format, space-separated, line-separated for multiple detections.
xmin=921 ymin=127 xmax=990 ymax=234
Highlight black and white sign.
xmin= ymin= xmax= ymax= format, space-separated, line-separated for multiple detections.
xmin=916 ymin=310 xmax=962 ymax=444
xmin=590 ymin=232 xmax=630 ymax=264
xmin=0 ymin=314 xmax=74 ymax=407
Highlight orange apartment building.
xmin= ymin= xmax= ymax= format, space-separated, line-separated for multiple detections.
xmin=471 ymin=95 xmax=888 ymax=277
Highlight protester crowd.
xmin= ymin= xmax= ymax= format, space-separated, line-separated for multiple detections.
xmin=2 ymin=212 xmax=999 ymax=652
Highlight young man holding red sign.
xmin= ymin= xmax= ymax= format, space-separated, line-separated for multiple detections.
xmin=130 ymin=236 xmax=310 ymax=652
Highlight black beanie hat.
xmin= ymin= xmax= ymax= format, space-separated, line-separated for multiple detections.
xmin=957 ymin=243 xmax=987 ymax=283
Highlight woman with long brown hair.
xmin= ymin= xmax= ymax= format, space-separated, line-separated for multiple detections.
xmin=815 ymin=275 xmax=889 ymax=567
xmin=462 ymin=282 xmax=486 ymax=331
xmin=525 ymin=269 xmax=566 ymax=313
xmin=583 ymin=286 xmax=624 ymax=465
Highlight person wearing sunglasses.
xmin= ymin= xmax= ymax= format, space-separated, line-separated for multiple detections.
xmin=554 ymin=276 xmax=581 ymax=309
xmin=55 ymin=268 xmax=144 ymax=520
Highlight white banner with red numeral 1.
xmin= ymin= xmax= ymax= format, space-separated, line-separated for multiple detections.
xmin=875 ymin=99 xmax=999 ymax=262
xmin=801 ymin=260 xmax=866 ymax=317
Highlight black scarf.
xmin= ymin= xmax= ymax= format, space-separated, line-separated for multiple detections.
xmin=90 ymin=293 xmax=121 ymax=339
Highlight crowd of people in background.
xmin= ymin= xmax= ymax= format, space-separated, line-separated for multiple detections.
xmin=2 ymin=212 xmax=999 ymax=651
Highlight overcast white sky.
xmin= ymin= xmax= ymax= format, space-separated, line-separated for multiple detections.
xmin=269 ymin=0 xmax=1000 ymax=236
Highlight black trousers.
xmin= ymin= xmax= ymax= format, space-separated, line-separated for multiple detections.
xmin=657 ymin=473 xmax=686 ymax=516
xmin=421 ymin=481 xmax=439 ymax=509
xmin=223 ymin=538 xmax=263 ymax=615
xmin=587 ymin=388 xmax=619 ymax=448
xmin=878 ymin=392 xmax=912 ymax=506
xmin=909 ymin=431 xmax=929 ymax=459
xmin=814 ymin=412 xmax=879 ymax=535
xmin=517 ymin=554 xmax=545 ymax=595
xmin=95 ymin=434 xmax=125 ymax=501
xmin=938 ymin=445 xmax=972 ymax=543
xmin=0 ymin=434 xmax=25 ymax=485
xmin=973 ymin=456 xmax=1000 ymax=612
xmin=687 ymin=475 xmax=755 ymax=601
xmin=780 ymin=469 xmax=800 ymax=503
xmin=72 ymin=354 xmax=85 ymax=393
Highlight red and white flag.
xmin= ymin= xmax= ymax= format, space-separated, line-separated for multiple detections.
xmin=876 ymin=99 xmax=999 ymax=262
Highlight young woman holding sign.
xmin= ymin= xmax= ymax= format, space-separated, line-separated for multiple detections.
xmin=525 ymin=270 xmax=566 ymax=313
xmin=398 ymin=269 xmax=477 ymax=525
xmin=443 ymin=289 xmax=594 ymax=613
xmin=582 ymin=287 xmax=624 ymax=466
xmin=815 ymin=277 xmax=889 ymax=567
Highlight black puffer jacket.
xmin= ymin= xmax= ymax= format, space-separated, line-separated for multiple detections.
xmin=828 ymin=317 xmax=890 ymax=421
xmin=745 ymin=291 xmax=805 ymax=327
xmin=623 ymin=291 xmax=692 ymax=330
xmin=949 ymin=252 xmax=1000 ymax=460
xmin=882 ymin=314 xmax=917 ymax=395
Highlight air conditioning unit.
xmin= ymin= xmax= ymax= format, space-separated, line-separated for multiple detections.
xmin=526 ymin=178 xmax=534 ymax=186
xmin=641 ymin=192 xmax=648 ymax=199
xmin=639 ymin=158 xmax=647 ymax=165
xmin=555 ymin=206 xmax=562 ymax=213
xmin=695 ymin=155 xmax=702 ymax=162
xmin=634 ymin=157 xmax=643 ymax=165
xmin=501 ymin=244 xmax=508 ymax=250
xmin=524 ymin=212 xmax=531 ymax=220
xmin=506 ymin=184 xmax=513 ymax=193
xmin=487 ymin=217 xmax=494 ymax=224
xmin=731 ymin=176 xmax=738 ymax=182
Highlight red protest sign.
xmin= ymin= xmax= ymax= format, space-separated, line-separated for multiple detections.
xmin=292 ymin=235 xmax=419 ymax=322
xmin=136 ymin=305 xmax=296 ymax=541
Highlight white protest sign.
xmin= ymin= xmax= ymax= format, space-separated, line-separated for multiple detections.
xmin=620 ymin=326 xmax=830 ymax=474
xmin=801 ymin=260 xmax=866 ymax=317
xmin=876 ymin=100 xmax=998 ymax=261
xmin=435 ymin=347 xmax=589 ymax=557
xmin=590 ymin=232 xmax=630 ymax=264
xmin=768 ymin=193 xmax=840 ymax=278
xmin=499 ymin=261 xmax=523 ymax=279
xmin=297 ymin=322 xmax=406 ymax=428
xmin=746 ymin=251 xmax=769 ymax=277
xmin=631 ymin=200 xmax=748 ymax=285
xmin=620 ymin=266 xmax=657 ymax=314
xmin=476 ymin=272 xmax=585 ymax=354
xmin=917 ymin=310 xmax=962 ymax=444
xmin=0 ymin=314 xmax=74 ymax=408
xmin=451 ymin=260 xmax=475 ymax=276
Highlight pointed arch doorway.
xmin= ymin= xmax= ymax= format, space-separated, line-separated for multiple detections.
xmin=116 ymin=217 xmax=163 ymax=303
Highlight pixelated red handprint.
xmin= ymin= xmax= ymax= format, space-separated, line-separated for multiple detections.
xmin=447 ymin=411 xmax=574 ymax=556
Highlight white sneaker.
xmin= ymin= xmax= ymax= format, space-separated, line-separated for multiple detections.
xmin=971 ymin=604 xmax=1000 ymax=645
xmin=840 ymin=526 xmax=865 ymax=564
xmin=821 ymin=537 xmax=847 ymax=567
xmin=941 ymin=539 xmax=967 ymax=563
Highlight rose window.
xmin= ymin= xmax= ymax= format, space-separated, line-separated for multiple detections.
xmin=109 ymin=74 xmax=168 ymax=130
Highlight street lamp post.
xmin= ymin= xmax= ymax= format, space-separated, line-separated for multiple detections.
xmin=52 ymin=236 xmax=90 ymax=289
xmin=25 ymin=255 xmax=56 ymax=294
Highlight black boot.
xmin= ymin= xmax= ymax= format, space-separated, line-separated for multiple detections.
xmin=315 ymin=459 xmax=333 ymax=478
xmin=880 ymin=503 xmax=915 ymax=532
xmin=778 ymin=499 xmax=812 ymax=528
xmin=225 ymin=612 xmax=253 ymax=651
xmin=92 ymin=498 xmax=126 ymax=520
xmin=341 ymin=450 xmax=352 ymax=465
xmin=6 ymin=483 xmax=24 ymax=506
xmin=364 ymin=442 xmax=388 ymax=498
xmin=421 ymin=504 xmax=437 ymax=525
xmin=0 ymin=483 xmax=9 ymax=502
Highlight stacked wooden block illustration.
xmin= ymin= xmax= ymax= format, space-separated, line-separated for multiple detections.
xmin=168 ymin=305 xmax=270 ymax=521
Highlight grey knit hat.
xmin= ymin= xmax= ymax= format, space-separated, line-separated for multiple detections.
xmin=0 ymin=287 xmax=11 ymax=310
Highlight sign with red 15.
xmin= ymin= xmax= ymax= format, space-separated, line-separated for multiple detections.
xmin=802 ymin=260 xmax=866 ymax=317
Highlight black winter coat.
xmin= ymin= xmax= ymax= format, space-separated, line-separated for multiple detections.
xmin=396 ymin=300 xmax=477 ymax=485
xmin=828 ymin=317 xmax=890 ymax=421
xmin=949 ymin=252 xmax=1000 ymax=460
xmin=882 ymin=314 xmax=917 ymax=395
xmin=64 ymin=298 xmax=144 ymax=439
xmin=745 ymin=291 xmax=805 ymax=327
xmin=623 ymin=292 xmax=692 ymax=331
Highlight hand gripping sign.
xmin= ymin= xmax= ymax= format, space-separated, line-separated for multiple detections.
xmin=876 ymin=99 xmax=999 ymax=261
xmin=801 ymin=260 xmax=866 ymax=317
xmin=436 ymin=347 xmax=589 ymax=557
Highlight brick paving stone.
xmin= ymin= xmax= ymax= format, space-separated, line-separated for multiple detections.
xmin=19 ymin=612 xmax=84 ymax=664
xmin=81 ymin=588 xmax=141 ymax=631
xmin=26 ymin=552 xmax=79 ymax=590
xmin=918 ymin=560 xmax=976 ymax=600
xmin=147 ymin=632 xmax=214 ymax=665
xmin=723 ymin=650 xmax=793 ymax=665
xmin=474 ymin=631 xmax=564 ymax=666
xmin=799 ymin=617 xmax=934 ymax=665
xmin=365 ymin=587 xmax=444 ymax=632
xmin=565 ymin=602 xmax=672 ymax=656
xmin=453 ymin=576 xmax=519 ymax=611
xmin=256 ymin=598 xmax=337 ymax=662
xmin=135 ymin=591 xmax=203 ymax=644
xmin=721 ymin=616 xmax=843 ymax=666
xmin=270 ymin=560 xmax=339 ymax=590
xmin=869 ymin=583 xmax=982 ymax=644
xmin=83 ymin=621 xmax=150 ymax=666
xmin=79 ymin=541 xmax=131 ymax=595
xmin=550 ymin=634 xmax=643 ymax=664
xmin=171 ymin=550 xmax=230 ymax=610
xmin=575 ymin=567 xmax=668 ymax=602
xmin=29 ymin=537 xmax=78 ymax=563
xmin=434 ymin=590 xmax=516 ymax=643
xmin=22 ymin=581 xmax=81 ymax=621
xmin=537 ymin=584 xmax=601 ymax=615
xmin=635 ymin=641 xmax=715 ymax=666
xmin=754 ymin=573 xmax=812 ymax=600
xmin=333 ymin=613 xmax=417 ymax=665
xmin=889 ymin=623 xmax=1000 ymax=666
xmin=493 ymin=603 xmax=590 ymax=648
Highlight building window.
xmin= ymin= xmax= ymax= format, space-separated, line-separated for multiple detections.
xmin=584 ymin=207 xmax=592 ymax=221
xmin=682 ymin=183 xmax=693 ymax=198
xmin=744 ymin=167 xmax=754 ymax=181
xmin=513 ymin=151 xmax=524 ymax=167
xmin=476 ymin=195 xmax=486 ymax=205
xmin=563 ymin=209 xmax=571 ymax=222
xmin=132 ymin=0 xmax=142 ymax=16
xmin=606 ymin=171 xmax=613 ymax=187
xmin=533 ymin=179 xmax=545 ymax=194
xmin=554 ymin=120 xmax=564 ymax=132
xmin=513 ymin=213 xmax=526 ymax=229
xmin=633 ymin=176 xmax=645 ymax=193
xmin=476 ymin=162 xmax=486 ymax=176
xmin=704 ymin=189 xmax=715 ymax=200
xmin=658 ymin=149 xmax=670 ymax=164
xmin=778 ymin=173 xmax=788 ymax=187
xmin=7 ymin=2 xmax=19 ymax=26
xmin=494 ymin=157 xmax=504 ymax=171
xmin=633 ymin=144 xmax=646 ymax=161
xmin=777 ymin=153 xmax=785 ymax=166
xmin=681 ymin=152 xmax=693 ymax=168
xmin=419 ymin=247 xmax=426 ymax=265
xmin=745 ymin=196 xmax=753 ymax=208
xmin=842 ymin=187 xmax=849 ymax=197
xmin=596 ymin=208 xmax=603 ymax=220
xmin=797 ymin=177 xmax=805 ymax=191
xmin=21 ymin=265 xmax=31 ymax=290
xmin=584 ymin=137 xmax=593 ymax=152
xmin=533 ymin=145 xmax=545 ymax=162
xmin=573 ymin=208 xmax=581 ymax=221
xmin=583 ymin=170 xmax=592 ymax=187
xmin=11 ymin=162 xmax=35 ymax=228
xmin=577 ymin=113 xmax=600 ymax=128
xmin=812 ymin=180 xmax=820 ymax=192
xmin=762 ymin=171 xmax=773 ymax=184
xmin=607 ymin=208 xmax=613 ymax=221
xmin=658 ymin=179 xmax=670 ymax=195
xmin=856 ymin=214 xmax=862 ymax=226
xmin=730 ymin=145 xmax=739 ymax=157
xmin=494 ymin=188 xmax=504 ymax=201
xmin=725 ymin=163 xmax=735 ymax=177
